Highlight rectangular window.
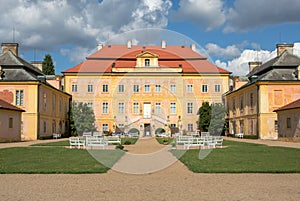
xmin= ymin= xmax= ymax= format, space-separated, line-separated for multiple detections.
xmin=59 ymin=97 xmax=62 ymax=112
xmin=43 ymin=121 xmax=47 ymax=133
xmin=102 ymin=124 xmax=108 ymax=132
xmin=187 ymin=102 xmax=193 ymax=114
xmin=202 ymin=85 xmax=208 ymax=93
xmin=155 ymin=103 xmax=161 ymax=114
xmin=215 ymin=84 xmax=221 ymax=92
xmin=9 ymin=117 xmax=13 ymax=128
xmin=43 ymin=93 xmax=47 ymax=109
xmin=249 ymin=119 xmax=254 ymax=134
xmin=87 ymin=102 xmax=93 ymax=108
xmin=170 ymin=124 xmax=176 ymax=128
xmin=71 ymin=84 xmax=77 ymax=92
xmin=240 ymin=97 xmax=244 ymax=111
xmin=88 ymin=84 xmax=93 ymax=92
xmin=102 ymin=102 xmax=108 ymax=114
xmin=133 ymin=103 xmax=139 ymax=114
xmin=274 ymin=120 xmax=278 ymax=132
xmin=287 ymin=118 xmax=291 ymax=128
xmin=155 ymin=85 xmax=161 ymax=92
xmin=118 ymin=84 xmax=124 ymax=92
xmin=187 ymin=84 xmax=193 ymax=92
xmin=52 ymin=95 xmax=56 ymax=111
xmin=170 ymin=102 xmax=176 ymax=114
xmin=102 ymin=84 xmax=108 ymax=92
xmin=188 ymin=123 xmax=193 ymax=132
xmin=118 ymin=102 xmax=124 ymax=114
xmin=133 ymin=85 xmax=139 ymax=92
xmin=250 ymin=93 xmax=254 ymax=108
xmin=170 ymin=84 xmax=176 ymax=93
xmin=144 ymin=85 xmax=150 ymax=92
xmin=15 ymin=90 xmax=24 ymax=106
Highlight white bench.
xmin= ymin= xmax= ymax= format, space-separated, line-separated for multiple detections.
xmin=128 ymin=132 xmax=139 ymax=138
xmin=176 ymin=136 xmax=193 ymax=145
xmin=235 ymin=133 xmax=244 ymax=138
xmin=69 ymin=137 xmax=85 ymax=149
xmin=93 ymin=131 xmax=102 ymax=137
xmin=106 ymin=136 xmax=121 ymax=145
xmin=83 ymin=132 xmax=92 ymax=137
xmin=86 ymin=136 xmax=108 ymax=149
xmin=184 ymin=137 xmax=205 ymax=149
xmin=53 ymin=133 xmax=61 ymax=139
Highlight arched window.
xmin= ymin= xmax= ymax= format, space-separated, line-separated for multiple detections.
xmin=145 ymin=59 xmax=150 ymax=67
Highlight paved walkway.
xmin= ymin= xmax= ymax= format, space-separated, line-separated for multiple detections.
xmin=0 ymin=138 xmax=67 ymax=149
xmin=224 ymin=136 xmax=300 ymax=149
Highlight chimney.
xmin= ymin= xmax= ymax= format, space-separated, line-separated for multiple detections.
xmin=161 ymin=40 xmax=166 ymax=49
xmin=31 ymin=61 xmax=43 ymax=71
xmin=190 ymin=44 xmax=196 ymax=51
xmin=1 ymin=43 xmax=19 ymax=56
xmin=127 ymin=40 xmax=132 ymax=49
xmin=276 ymin=44 xmax=294 ymax=56
xmin=97 ymin=43 xmax=103 ymax=50
xmin=248 ymin=61 xmax=262 ymax=72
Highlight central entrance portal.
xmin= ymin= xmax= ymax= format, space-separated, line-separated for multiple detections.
xmin=144 ymin=123 xmax=151 ymax=136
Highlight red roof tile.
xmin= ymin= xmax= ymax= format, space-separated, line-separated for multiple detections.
xmin=0 ymin=99 xmax=24 ymax=112
xmin=63 ymin=45 xmax=230 ymax=74
xmin=274 ymin=99 xmax=300 ymax=112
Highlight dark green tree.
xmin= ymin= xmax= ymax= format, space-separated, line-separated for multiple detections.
xmin=42 ymin=54 xmax=55 ymax=75
xmin=208 ymin=103 xmax=226 ymax=135
xmin=197 ymin=102 xmax=211 ymax=132
xmin=71 ymin=102 xmax=97 ymax=135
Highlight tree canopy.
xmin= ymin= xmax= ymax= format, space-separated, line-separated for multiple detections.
xmin=70 ymin=102 xmax=97 ymax=135
xmin=197 ymin=102 xmax=226 ymax=135
xmin=42 ymin=54 xmax=55 ymax=75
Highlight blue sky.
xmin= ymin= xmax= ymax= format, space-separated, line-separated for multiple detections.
xmin=0 ymin=0 xmax=299 ymax=75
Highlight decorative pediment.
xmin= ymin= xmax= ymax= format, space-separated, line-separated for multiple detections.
xmin=136 ymin=51 xmax=159 ymax=58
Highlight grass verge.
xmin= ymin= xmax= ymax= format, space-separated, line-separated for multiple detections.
xmin=0 ymin=147 xmax=124 ymax=174
xmin=156 ymin=137 xmax=175 ymax=145
xmin=172 ymin=140 xmax=300 ymax=173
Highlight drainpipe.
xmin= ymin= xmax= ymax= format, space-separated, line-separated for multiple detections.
xmin=37 ymin=83 xmax=41 ymax=139
xmin=256 ymin=84 xmax=260 ymax=139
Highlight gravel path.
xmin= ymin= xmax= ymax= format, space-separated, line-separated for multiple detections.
xmin=0 ymin=137 xmax=300 ymax=201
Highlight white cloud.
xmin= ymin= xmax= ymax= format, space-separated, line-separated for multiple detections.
xmin=205 ymin=43 xmax=241 ymax=59
xmin=224 ymin=0 xmax=300 ymax=32
xmin=0 ymin=0 xmax=172 ymax=63
xmin=172 ymin=0 xmax=226 ymax=31
xmin=215 ymin=42 xmax=300 ymax=76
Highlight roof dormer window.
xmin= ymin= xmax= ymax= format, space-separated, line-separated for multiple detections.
xmin=145 ymin=59 xmax=150 ymax=67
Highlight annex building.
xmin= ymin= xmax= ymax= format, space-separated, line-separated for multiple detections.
xmin=225 ymin=44 xmax=300 ymax=140
xmin=0 ymin=43 xmax=71 ymax=141
xmin=63 ymin=41 xmax=230 ymax=137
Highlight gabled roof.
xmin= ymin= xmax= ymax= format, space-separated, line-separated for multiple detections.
xmin=63 ymin=45 xmax=230 ymax=74
xmin=0 ymin=99 xmax=24 ymax=112
xmin=274 ymin=99 xmax=300 ymax=112
xmin=247 ymin=51 xmax=300 ymax=78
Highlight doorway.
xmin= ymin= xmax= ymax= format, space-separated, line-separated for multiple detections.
xmin=144 ymin=123 xmax=151 ymax=136
xmin=143 ymin=103 xmax=151 ymax=118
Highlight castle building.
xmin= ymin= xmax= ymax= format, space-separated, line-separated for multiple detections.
xmin=63 ymin=41 xmax=230 ymax=137
xmin=225 ymin=44 xmax=300 ymax=139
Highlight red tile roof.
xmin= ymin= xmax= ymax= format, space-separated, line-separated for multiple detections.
xmin=63 ymin=45 xmax=230 ymax=74
xmin=0 ymin=99 xmax=24 ymax=112
xmin=274 ymin=99 xmax=300 ymax=112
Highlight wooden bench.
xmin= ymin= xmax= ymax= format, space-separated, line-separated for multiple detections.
xmin=69 ymin=137 xmax=85 ymax=149
xmin=53 ymin=133 xmax=61 ymax=139
xmin=86 ymin=136 xmax=108 ymax=149
xmin=235 ymin=133 xmax=244 ymax=138
xmin=106 ymin=136 xmax=121 ymax=145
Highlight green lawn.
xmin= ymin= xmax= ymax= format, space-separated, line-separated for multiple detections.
xmin=0 ymin=147 xmax=124 ymax=174
xmin=156 ymin=137 xmax=175 ymax=145
xmin=172 ymin=140 xmax=300 ymax=173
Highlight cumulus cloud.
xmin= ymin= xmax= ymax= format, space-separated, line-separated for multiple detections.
xmin=171 ymin=0 xmax=226 ymax=31
xmin=224 ymin=0 xmax=300 ymax=32
xmin=205 ymin=43 xmax=241 ymax=59
xmin=0 ymin=0 xmax=172 ymax=63
xmin=214 ymin=42 xmax=300 ymax=76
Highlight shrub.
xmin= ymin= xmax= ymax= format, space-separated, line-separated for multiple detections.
xmin=115 ymin=144 xmax=124 ymax=150
xmin=124 ymin=140 xmax=132 ymax=145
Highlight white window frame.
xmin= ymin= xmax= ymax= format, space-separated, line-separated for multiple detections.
xmin=202 ymin=85 xmax=208 ymax=93
xmin=155 ymin=103 xmax=161 ymax=114
xmin=118 ymin=84 xmax=124 ymax=92
xmin=133 ymin=85 xmax=139 ymax=92
xmin=170 ymin=84 xmax=176 ymax=93
xmin=187 ymin=102 xmax=193 ymax=114
xmin=188 ymin=123 xmax=193 ymax=132
xmin=102 ymin=102 xmax=108 ymax=114
xmin=118 ymin=102 xmax=125 ymax=114
xmin=102 ymin=124 xmax=108 ymax=132
xmin=144 ymin=84 xmax=150 ymax=92
xmin=155 ymin=85 xmax=161 ymax=92
xmin=133 ymin=103 xmax=139 ymax=114
xmin=187 ymin=84 xmax=193 ymax=93
xmin=88 ymin=84 xmax=93 ymax=92
xmin=214 ymin=84 xmax=221 ymax=92
xmin=15 ymin=89 xmax=24 ymax=106
xmin=71 ymin=84 xmax=77 ymax=92
xmin=170 ymin=102 xmax=176 ymax=114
